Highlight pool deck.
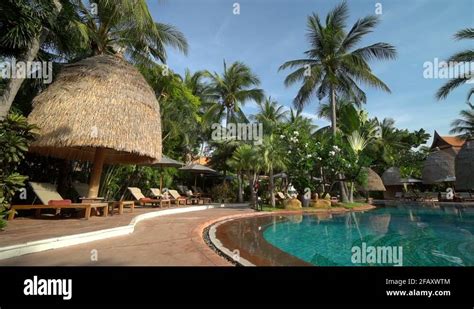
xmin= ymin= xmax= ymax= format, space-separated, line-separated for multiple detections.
xmin=0 ymin=205 xmax=255 ymax=266
xmin=0 ymin=204 xmax=378 ymax=266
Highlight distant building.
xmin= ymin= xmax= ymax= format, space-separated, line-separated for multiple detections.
xmin=422 ymin=131 xmax=465 ymax=185
xmin=429 ymin=131 xmax=465 ymax=155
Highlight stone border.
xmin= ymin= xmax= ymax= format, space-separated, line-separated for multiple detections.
xmin=0 ymin=205 xmax=216 ymax=261
xmin=203 ymin=206 xmax=377 ymax=266
xmin=207 ymin=220 xmax=255 ymax=266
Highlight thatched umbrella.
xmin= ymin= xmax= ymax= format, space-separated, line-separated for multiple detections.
xmin=422 ymin=148 xmax=456 ymax=184
xmin=357 ymin=167 xmax=385 ymax=203
xmin=179 ymin=163 xmax=218 ymax=187
xmin=382 ymin=167 xmax=403 ymax=186
xmin=455 ymin=139 xmax=474 ymax=190
xmin=147 ymin=155 xmax=184 ymax=190
xmin=358 ymin=168 xmax=386 ymax=191
xmin=27 ymin=55 xmax=162 ymax=197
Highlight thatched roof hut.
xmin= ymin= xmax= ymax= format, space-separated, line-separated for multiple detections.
xmin=382 ymin=167 xmax=402 ymax=186
xmin=455 ymin=139 xmax=474 ymax=190
xmin=422 ymin=148 xmax=456 ymax=184
xmin=28 ymin=55 xmax=162 ymax=164
xmin=358 ymin=168 xmax=386 ymax=191
xmin=28 ymin=55 xmax=162 ymax=197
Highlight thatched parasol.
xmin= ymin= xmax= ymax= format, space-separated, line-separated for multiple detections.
xmin=179 ymin=163 xmax=218 ymax=187
xmin=28 ymin=55 xmax=162 ymax=197
xmin=455 ymin=139 xmax=474 ymax=190
xmin=382 ymin=167 xmax=402 ymax=186
xmin=358 ymin=167 xmax=386 ymax=191
xmin=422 ymin=148 xmax=456 ymax=184
xmin=147 ymin=155 xmax=184 ymax=190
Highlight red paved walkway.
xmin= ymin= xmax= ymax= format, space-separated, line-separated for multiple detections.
xmin=0 ymin=207 xmax=254 ymax=266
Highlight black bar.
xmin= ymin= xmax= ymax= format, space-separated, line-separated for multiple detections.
xmin=0 ymin=267 xmax=472 ymax=306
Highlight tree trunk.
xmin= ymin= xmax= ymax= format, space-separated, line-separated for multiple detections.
xmin=249 ymin=172 xmax=257 ymax=208
xmin=269 ymin=168 xmax=275 ymax=207
xmin=330 ymin=86 xmax=337 ymax=135
xmin=341 ymin=181 xmax=349 ymax=203
xmin=0 ymin=38 xmax=41 ymax=119
xmin=238 ymin=172 xmax=243 ymax=203
xmin=330 ymin=86 xmax=348 ymax=203
xmin=349 ymin=182 xmax=354 ymax=203
xmin=0 ymin=0 xmax=62 ymax=119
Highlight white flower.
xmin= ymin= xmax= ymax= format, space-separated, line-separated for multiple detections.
xmin=288 ymin=150 xmax=291 ymax=154
xmin=329 ymin=151 xmax=336 ymax=156
xmin=293 ymin=131 xmax=299 ymax=136
xmin=280 ymin=134 xmax=285 ymax=139
xmin=304 ymin=143 xmax=308 ymax=148
xmin=307 ymin=154 xmax=312 ymax=158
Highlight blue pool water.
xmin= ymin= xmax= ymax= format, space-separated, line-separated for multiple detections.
xmin=262 ymin=206 xmax=474 ymax=266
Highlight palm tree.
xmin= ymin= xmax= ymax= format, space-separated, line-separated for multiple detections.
xmin=0 ymin=0 xmax=188 ymax=118
xmin=205 ymin=61 xmax=264 ymax=126
xmin=259 ymin=135 xmax=287 ymax=207
xmin=288 ymin=108 xmax=318 ymax=134
xmin=184 ymin=69 xmax=212 ymax=102
xmin=436 ymin=28 xmax=474 ymax=100
xmin=139 ymin=65 xmax=201 ymax=162
xmin=450 ymin=103 xmax=474 ymax=140
xmin=228 ymin=144 xmax=261 ymax=205
xmin=279 ymin=1 xmax=396 ymax=135
xmin=0 ymin=0 xmax=63 ymax=118
xmin=252 ymin=97 xmax=288 ymax=134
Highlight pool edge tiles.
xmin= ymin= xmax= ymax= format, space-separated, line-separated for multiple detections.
xmin=209 ymin=214 xmax=312 ymax=266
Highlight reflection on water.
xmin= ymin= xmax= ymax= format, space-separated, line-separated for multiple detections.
xmin=261 ymin=206 xmax=473 ymax=266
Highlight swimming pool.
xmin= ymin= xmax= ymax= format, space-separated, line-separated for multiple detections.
xmin=212 ymin=206 xmax=474 ymax=266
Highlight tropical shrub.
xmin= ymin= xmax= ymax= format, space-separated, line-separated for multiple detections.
xmin=210 ymin=182 xmax=236 ymax=203
xmin=276 ymin=122 xmax=318 ymax=194
xmin=0 ymin=113 xmax=37 ymax=227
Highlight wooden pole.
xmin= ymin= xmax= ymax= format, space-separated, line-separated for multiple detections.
xmin=88 ymin=148 xmax=107 ymax=198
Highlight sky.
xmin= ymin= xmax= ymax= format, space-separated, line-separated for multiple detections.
xmin=148 ymin=0 xmax=474 ymax=145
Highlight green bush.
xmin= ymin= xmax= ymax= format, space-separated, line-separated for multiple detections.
xmin=0 ymin=113 xmax=37 ymax=227
xmin=210 ymin=182 xmax=236 ymax=203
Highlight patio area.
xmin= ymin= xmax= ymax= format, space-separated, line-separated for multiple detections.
xmin=0 ymin=205 xmax=254 ymax=266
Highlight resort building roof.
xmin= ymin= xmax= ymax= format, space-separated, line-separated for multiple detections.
xmin=430 ymin=131 xmax=465 ymax=152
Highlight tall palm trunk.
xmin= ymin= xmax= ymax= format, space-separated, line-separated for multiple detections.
xmin=330 ymin=86 xmax=337 ymax=135
xmin=249 ymin=172 xmax=257 ymax=208
xmin=0 ymin=0 xmax=62 ymax=119
xmin=237 ymin=172 xmax=243 ymax=203
xmin=330 ymin=86 xmax=349 ymax=203
xmin=269 ymin=167 xmax=275 ymax=207
xmin=348 ymin=182 xmax=354 ymax=203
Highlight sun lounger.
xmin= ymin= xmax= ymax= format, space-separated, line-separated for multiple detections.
xmin=191 ymin=186 xmax=212 ymax=203
xmin=168 ymin=190 xmax=189 ymax=205
xmin=9 ymin=182 xmax=108 ymax=220
xmin=74 ymin=182 xmax=134 ymax=214
xmin=177 ymin=185 xmax=189 ymax=195
xmin=128 ymin=187 xmax=170 ymax=207
xmin=150 ymin=188 xmax=164 ymax=199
